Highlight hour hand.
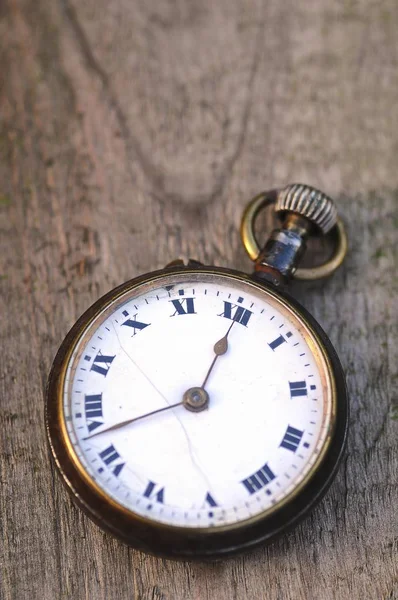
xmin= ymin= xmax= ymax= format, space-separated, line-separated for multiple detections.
xmin=200 ymin=321 xmax=235 ymax=390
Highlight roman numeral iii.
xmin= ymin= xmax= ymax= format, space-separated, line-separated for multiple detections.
xmin=280 ymin=425 xmax=304 ymax=452
xmin=218 ymin=301 xmax=253 ymax=326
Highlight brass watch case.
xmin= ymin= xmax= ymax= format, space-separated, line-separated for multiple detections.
xmin=46 ymin=264 xmax=348 ymax=560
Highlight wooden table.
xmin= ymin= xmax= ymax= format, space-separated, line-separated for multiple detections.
xmin=1 ymin=1 xmax=397 ymax=598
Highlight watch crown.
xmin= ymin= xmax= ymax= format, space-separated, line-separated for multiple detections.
xmin=275 ymin=183 xmax=338 ymax=234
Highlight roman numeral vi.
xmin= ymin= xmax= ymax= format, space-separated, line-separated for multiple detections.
xmin=143 ymin=481 xmax=165 ymax=503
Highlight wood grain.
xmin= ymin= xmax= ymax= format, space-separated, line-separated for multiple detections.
xmin=0 ymin=0 xmax=397 ymax=598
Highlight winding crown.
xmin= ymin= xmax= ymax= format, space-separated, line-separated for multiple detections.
xmin=275 ymin=183 xmax=338 ymax=234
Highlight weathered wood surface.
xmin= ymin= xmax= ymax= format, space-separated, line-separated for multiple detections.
xmin=0 ymin=0 xmax=397 ymax=598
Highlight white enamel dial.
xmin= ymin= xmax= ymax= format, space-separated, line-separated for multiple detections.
xmin=63 ymin=271 xmax=334 ymax=529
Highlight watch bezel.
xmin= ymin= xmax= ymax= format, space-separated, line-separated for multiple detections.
xmin=46 ymin=264 xmax=348 ymax=559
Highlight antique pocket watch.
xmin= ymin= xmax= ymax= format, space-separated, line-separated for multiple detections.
xmin=46 ymin=184 xmax=348 ymax=560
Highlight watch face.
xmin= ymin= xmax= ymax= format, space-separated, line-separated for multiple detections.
xmin=56 ymin=270 xmax=336 ymax=531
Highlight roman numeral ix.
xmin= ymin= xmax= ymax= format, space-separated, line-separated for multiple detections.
xmin=90 ymin=351 xmax=116 ymax=377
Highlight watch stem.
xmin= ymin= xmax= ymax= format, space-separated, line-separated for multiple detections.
xmin=254 ymin=184 xmax=338 ymax=283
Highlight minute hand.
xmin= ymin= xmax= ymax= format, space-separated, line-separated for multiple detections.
xmin=86 ymin=322 xmax=236 ymax=440
xmin=83 ymin=401 xmax=183 ymax=440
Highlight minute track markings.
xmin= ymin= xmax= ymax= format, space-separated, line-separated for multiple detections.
xmin=63 ymin=277 xmax=331 ymax=530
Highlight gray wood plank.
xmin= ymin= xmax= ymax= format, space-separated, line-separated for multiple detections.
xmin=0 ymin=0 xmax=397 ymax=598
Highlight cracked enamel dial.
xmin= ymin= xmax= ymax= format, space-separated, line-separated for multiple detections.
xmin=62 ymin=271 xmax=335 ymax=529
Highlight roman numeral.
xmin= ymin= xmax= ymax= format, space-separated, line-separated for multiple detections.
xmin=268 ymin=335 xmax=286 ymax=351
xmin=121 ymin=312 xmax=150 ymax=336
xmin=218 ymin=301 xmax=253 ymax=326
xmin=90 ymin=351 xmax=115 ymax=376
xmin=84 ymin=393 xmax=103 ymax=433
xmin=289 ymin=381 xmax=308 ymax=397
xmin=204 ymin=492 xmax=218 ymax=507
xmin=99 ymin=444 xmax=125 ymax=477
xmin=143 ymin=481 xmax=164 ymax=503
xmin=280 ymin=425 xmax=304 ymax=452
xmin=241 ymin=462 xmax=276 ymax=494
xmin=170 ymin=298 xmax=196 ymax=316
